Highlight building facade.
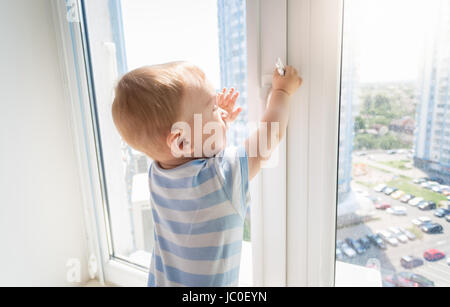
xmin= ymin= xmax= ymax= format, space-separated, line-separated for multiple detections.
xmin=217 ymin=0 xmax=249 ymax=146
xmin=337 ymin=1 xmax=360 ymax=200
xmin=414 ymin=0 xmax=450 ymax=184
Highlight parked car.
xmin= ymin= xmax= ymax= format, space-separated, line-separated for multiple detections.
xmin=375 ymin=202 xmax=391 ymax=210
xmin=412 ymin=216 xmax=432 ymax=227
xmin=374 ymin=184 xmax=387 ymax=193
xmin=391 ymin=190 xmax=405 ymax=200
xmin=387 ymin=206 xmax=407 ymax=216
xmin=424 ymin=249 xmax=445 ymax=262
xmin=418 ymin=201 xmax=436 ymax=211
xmin=434 ymin=208 xmax=449 ymax=218
xmin=367 ymin=234 xmax=387 ymax=249
xmin=345 ymin=238 xmax=365 ymax=254
xmin=378 ymin=230 xmax=399 ymax=246
xmin=398 ymin=227 xmax=416 ymax=240
xmin=408 ymin=197 xmax=424 ymax=207
xmin=423 ymin=181 xmax=439 ymax=190
xmin=447 ymin=257 xmax=450 ymax=266
xmin=340 ymin=242 xmax=356 ymax=258
xmin=446 ymin=214 xmax=450 ymax=223
xmin=400 ymin=194 xmax=414 ymax=203
xmin=384 ymin=187 xmax=398 ymax=196
xmin=413 ymin=178 xmax=427 ymax=184
xmin=432 ymin=186 xmax=442 ymax=193
xmin=429 ymin=177 xmax=444 ymax=184
xmin=385 ymin=272 xmax=434 ymax=287
xmin=389 ymin=227 xmax=408 ymax=243
xmin=357 ymin=237 xmax=371 ymax=250
xmin=421 ymin=223 xmax=443 ymax=234
xmin=401 ymin=256 xmax=424 ymax=269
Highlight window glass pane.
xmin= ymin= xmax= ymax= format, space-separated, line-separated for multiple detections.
xmin=82 ymin=0 xmax=251 ymax=282
xmin=337 ymin=0 xmax=450 ymax=287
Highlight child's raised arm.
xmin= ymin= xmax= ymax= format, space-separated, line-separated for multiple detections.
xmin=245 ymin=66 xmax=302 ymax=180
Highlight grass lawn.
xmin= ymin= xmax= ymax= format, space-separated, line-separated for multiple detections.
xmin=355 ymin=181 xmax=376 ymax=189
xmin=407 ymin=226 xmax=424 ymax=240
xmin=379 ymin=160 xmax=412 ymax=170
xmin=366 ymin=163 xmax=392 ymax=174
xmin=386 ymin=178 xmax=447 ymax=204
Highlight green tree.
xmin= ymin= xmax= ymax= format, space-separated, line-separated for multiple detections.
xmin=378 ymin=134 xmax=398 ymax=150
xmin=354 ymin=116 xmax=366 ymax=132
xmin=374 ymin=94 xmax=391 ymax=115
xmin=354 ymin=134 xmax=377 ymax=150
xmin=362 ymin=95 xmax=373 ymax=115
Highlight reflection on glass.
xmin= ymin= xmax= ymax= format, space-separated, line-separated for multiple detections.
xmin=337 ymin=0 xmax=450 ymax=287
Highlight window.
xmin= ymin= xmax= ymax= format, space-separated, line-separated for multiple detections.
xmin=336 ymin=0 xmax=450 ymax=287
xmin=78 ymin=0 xmax=252 ymax=284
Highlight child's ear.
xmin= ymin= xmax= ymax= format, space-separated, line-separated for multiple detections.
xmin=167 ymin=129 xmax=191 ymax=157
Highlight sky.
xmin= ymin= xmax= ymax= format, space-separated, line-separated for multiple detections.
xmin=346 ymin=0 xmax=440 ymax=83
xmin=121 ymin=0 xmax=221 ymax=88
xmin=121 ymin=0 xmax=441 ymax=85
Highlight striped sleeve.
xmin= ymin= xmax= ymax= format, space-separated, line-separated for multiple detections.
xmin=213 ymin=146 xmax=250 ymax=219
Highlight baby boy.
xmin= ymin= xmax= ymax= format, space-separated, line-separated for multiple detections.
xmin=112 ymin=61 xmax=302 ymax=286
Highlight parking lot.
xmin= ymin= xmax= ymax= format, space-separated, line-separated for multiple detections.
xmin=337 ymin=151 xmax=450 ymax=287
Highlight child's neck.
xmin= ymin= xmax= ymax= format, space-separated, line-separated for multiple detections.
xmin=157 ymin=157 xmax=197 ymax=170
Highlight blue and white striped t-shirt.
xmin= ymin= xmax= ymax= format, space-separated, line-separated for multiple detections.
xmin=147 ymin=146 xmax=250 ymax=287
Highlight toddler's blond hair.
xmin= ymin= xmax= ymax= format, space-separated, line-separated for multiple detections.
xmin=112 ymin=62 xmax=205 ymax=156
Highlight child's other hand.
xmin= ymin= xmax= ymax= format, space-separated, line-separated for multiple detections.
xmin=217 ymin=88 xmax=242 ymax=124
xmin=272 ymin=65 xmax=302 ymax=96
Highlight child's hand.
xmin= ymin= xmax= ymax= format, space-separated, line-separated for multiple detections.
xmin=217 ymin=88 xmax=242 ymax=124
xmin=272 ymin=66 xmax=302 ymax=96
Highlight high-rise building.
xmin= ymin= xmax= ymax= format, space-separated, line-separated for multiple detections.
xmin=217 ymin=0 xmax=251 ymax=238
xmin=217 ymin=0 xmax=249 ymax=147
xmin=338 ymin=1 xmax=360 ymax=200
xmin=414 ymin=0 xmax=450 ymax=184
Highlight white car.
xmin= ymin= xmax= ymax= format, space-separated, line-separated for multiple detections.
xmin=412 ymin=216 xmax=432 ymax=227
xmin=340 ymin=243 xmax=356 ymax=258
xmin=432 ymin=186 xmax=442 ymax=193
xmin=388 ymin=227 xmax=408 ymax=243
xmin=374 ymin=184 xmax=387 ymax=193
xmin=377 ymin=230 xmax=399 ymax=246
xmin=423 ymin=181 xmax=439 ymax=190
xmin=399 ymin=227 xmax=416 ymax=240
xmin=408 ymin=197 xmax=424 ymax=207
xmin=387 ymin=206 xmax=407 ymax=216
xmin=447 ymin=258 xmax=450 ymax=266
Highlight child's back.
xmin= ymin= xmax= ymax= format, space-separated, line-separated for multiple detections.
xmin=148 ymin=146 xmax=249 ymax=287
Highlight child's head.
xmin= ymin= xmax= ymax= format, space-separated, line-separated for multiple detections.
xmin=112 ymin=62 xmax=228 ymax=163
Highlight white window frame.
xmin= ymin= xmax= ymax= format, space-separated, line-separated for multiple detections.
xmin=53 ymin=0 xmax=350 ymax=288
xmin=52 ymin=0 xmax=290 ymax=287
xmin=247 ymin=0 xmax=288 ymax=286
xmin=286 ymin=0 xmax=343 ymax=286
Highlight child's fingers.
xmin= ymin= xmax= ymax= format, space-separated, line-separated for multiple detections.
xmin=224 ymin=88 xmax=235 ymax=105
xmin=218 ymin=88 xmax=228 ymax=107
xmin=229 ymin=107 xmax=242 ymax=122
xmin=225 ymin=92 xmax=239 ymax=111
xmin=227 ymin=92 xmax=239 ymax=110
xmin=222 ymin=90 xmax=233 ymax=108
